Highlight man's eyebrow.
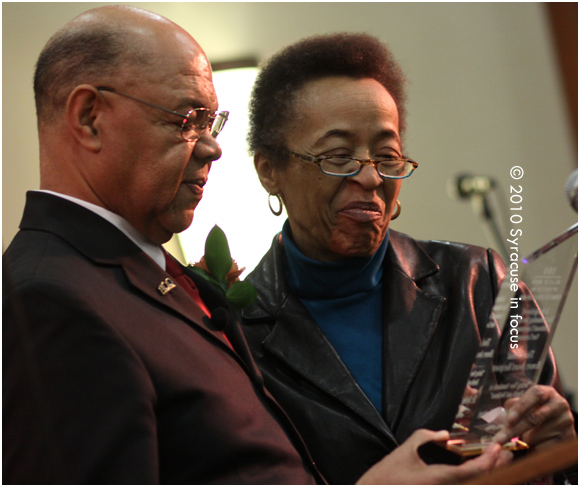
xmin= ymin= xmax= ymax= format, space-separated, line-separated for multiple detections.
xmin=176 ymin=96 xmax=210 ymax=112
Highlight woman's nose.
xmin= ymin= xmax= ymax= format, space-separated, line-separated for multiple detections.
xmin=349 ymin=162 xmax=382 ymax=189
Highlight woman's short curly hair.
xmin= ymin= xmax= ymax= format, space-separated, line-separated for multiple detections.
xmin=247 ymin=32 xmax=407 ymax=164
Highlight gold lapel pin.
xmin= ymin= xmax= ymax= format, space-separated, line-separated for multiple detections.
xmin=158 ymin=278 xmax=177 ymax=295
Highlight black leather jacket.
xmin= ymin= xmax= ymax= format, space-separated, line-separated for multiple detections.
xmin=241 ymin=229 xmax=559 ymax=484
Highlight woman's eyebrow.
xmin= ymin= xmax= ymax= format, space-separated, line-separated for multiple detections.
xmin=313 ymin=128 xmax=401 ymax=147
xmin=376 ymin=129 xmax=401 ymax=146
xmin=313 ymin=129 xmax=354 ymax=147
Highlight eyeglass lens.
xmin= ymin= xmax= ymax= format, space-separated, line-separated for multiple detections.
xmin=181 ymin=110 xmax=228 ymax=141
xmin=319 ymin=157 xmax=413 ymax=178
xmin=210 ymin=112 xmax=228 ymax=138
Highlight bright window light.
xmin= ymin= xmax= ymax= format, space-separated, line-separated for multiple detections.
xmin=177 ymin=66 xmax=287 ymax=276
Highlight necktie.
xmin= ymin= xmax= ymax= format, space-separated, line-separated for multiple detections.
xmin=164 ymin=252 xmax=212 ymax=317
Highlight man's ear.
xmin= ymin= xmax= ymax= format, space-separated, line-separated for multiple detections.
xmin=254 ymin=152 xmax=281 ymax=194
xmin=65 ymin=84 xmax=104 ymax=152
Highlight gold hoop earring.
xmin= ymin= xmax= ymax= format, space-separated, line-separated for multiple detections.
xmin=391 ymin=200 xmax=401 ymax=220
xmin=268 ymin=193 xmax=283 ymax=216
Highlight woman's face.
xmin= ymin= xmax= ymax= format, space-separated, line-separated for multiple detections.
xmin=266 ymin=76 xmax=402 ymax=261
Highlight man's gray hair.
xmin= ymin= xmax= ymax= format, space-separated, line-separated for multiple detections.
xmin=34 ymin=23 xmax=147 ymax=123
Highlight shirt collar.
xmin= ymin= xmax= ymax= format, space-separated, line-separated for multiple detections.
xmin=36 ymin=190 xmax=166 ymax=270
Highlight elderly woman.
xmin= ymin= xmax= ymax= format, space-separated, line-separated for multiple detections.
xmin=241 ymin=33 xmax=575 ymax=484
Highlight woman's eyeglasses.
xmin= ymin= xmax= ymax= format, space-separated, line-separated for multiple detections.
xmin=283 ymin=149 xmax=418 ymax=179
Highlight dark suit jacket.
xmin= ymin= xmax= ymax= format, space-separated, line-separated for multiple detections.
xmin=3 ymin=192 xmax=319 ymax=484
xmin=241 ymin=231 xmax=560 ymax=485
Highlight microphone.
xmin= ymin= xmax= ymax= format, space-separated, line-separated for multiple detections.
xmin=447 ymin=173 xmax=508 ymax=261
xmin=565 ymin=169 xmax=578 ymax=213
xmin=448 ymin=174 xmax=496 ymax=200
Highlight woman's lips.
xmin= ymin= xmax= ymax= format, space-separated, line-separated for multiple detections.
xmin=338 ymin=201 xmax=383 ymax=222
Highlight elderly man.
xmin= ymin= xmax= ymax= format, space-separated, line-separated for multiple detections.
xmin=3 ymin=6 xmax=508 ymax=484
xmin=3 ymin=6 xmax=317 ymax=484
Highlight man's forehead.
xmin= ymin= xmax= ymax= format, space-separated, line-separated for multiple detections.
xmin=188 ymin=76 xmax=219 ymax=109
xmin=129 ymin=38 xmax=212 ymax=84
xmin=108 ymin=18 xmax=218 ymax=108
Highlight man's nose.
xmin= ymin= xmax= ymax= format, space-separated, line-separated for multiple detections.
xmin=192 ymin=131 xmax=222 ymax=164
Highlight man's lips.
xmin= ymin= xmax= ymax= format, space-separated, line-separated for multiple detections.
xmin=338 ymin=201 xmax=384 ymax=222
xmin=183 ymin=178 xmax=207 ymax=196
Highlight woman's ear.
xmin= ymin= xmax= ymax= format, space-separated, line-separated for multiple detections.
xmin=65 ymin=84 xmax=103 ymax=152
xmin=254 ymin=152 xmax=282 ymax=194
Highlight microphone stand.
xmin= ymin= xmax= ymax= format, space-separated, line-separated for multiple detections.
xmin=469 ymin=192 xmax=509 ymax=262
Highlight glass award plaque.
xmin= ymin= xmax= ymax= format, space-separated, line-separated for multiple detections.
xmin=445 ymin=223 xmax=578 ymax=457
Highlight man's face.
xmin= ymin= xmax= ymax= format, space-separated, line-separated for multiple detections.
xmin=95 ymin=29 xmax=222 ymax=244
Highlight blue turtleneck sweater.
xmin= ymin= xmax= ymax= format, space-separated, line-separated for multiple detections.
xmin=282 ymin=221 xmax=388 ymax=412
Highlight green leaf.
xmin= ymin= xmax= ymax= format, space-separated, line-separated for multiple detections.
xmin=204 ymin=225 xmax=232 ymax=282
xmin=225 ymin=281 xmax=258 ymax=309
xmin=188 ymin=266 xmax=221 ymax=287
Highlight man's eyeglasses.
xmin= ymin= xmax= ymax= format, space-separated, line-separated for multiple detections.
xmin=96 ymin=87 xmax=229 ymax=141
xmin=283 ymin=149 xmax=418 ymax=179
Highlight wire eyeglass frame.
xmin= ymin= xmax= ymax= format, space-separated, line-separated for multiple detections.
xmin=96 ymin=86 xmax=229 ymax=140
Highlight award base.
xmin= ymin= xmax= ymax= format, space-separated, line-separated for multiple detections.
xmin=418 ymin=438 xmax=529 ymax=465
xmin=442 ymin=438 xmax=529 ymax=457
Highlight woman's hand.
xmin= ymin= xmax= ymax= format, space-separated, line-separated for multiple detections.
xmin=356 ymin=429 xmax=511 ymax=485
xmin=493 ymin=385 xmax=576 ymax=453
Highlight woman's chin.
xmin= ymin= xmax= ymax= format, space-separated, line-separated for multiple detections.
xmin=329 ymin=233 xmax=384 ymax=259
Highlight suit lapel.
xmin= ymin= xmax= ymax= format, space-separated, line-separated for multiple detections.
xmin=119 ymin=244 xmax=260 ymax=375
xmin=184 ymin=268 xmax=264 ymax=379
xmin=382 ymin=233 xmax=445 ymax=431
xmin=21 ymin=192 xmax=236 ymax=355
xmin=120 ymin=254 xmax=232 ymax=350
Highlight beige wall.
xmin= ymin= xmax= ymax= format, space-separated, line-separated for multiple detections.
xmin=3 ymin=3 xmax=577 ymax=402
